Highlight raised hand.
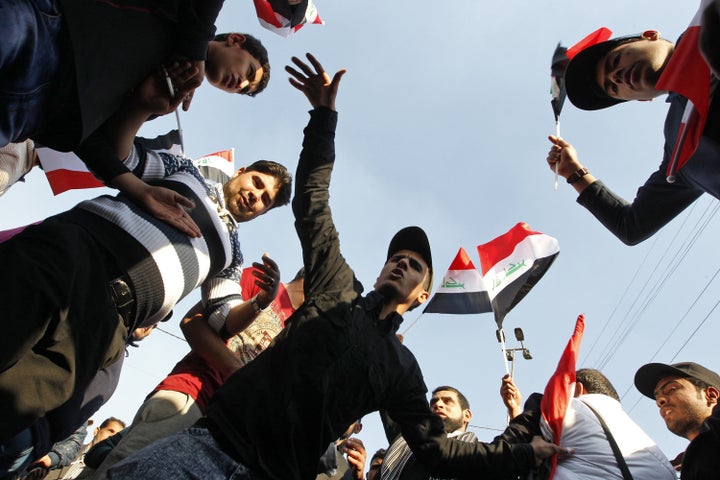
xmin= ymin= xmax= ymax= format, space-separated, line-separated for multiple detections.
xmin=252 ymin=253 xmax=281 ymax=309
xmin=285 ymin=53 xmax=346 ymax=110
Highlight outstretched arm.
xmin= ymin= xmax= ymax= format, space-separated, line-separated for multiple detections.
xmin=285 ymin=53 xmax=346 ymax=111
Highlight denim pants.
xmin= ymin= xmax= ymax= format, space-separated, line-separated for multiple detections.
xmin=106 ymin=427 xmax=253 ymax=479
xmin=0 ymin=0 xmax=63 ymax=145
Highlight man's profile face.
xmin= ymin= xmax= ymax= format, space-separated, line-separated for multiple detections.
xmin=223 ymin=168 xmax=279 ymax=222
xmin=206 ymin=33 xmax=265 ymax=95
xmin=430 ymin=389 xmax=470 ymax=434
xmin=595 ymin=38 xmax=673 ymax=102
xmin=374 ymin=249 xmax=429 ymax=305
xmin=653 ymin=375 xmax=713 ymax=440
xmin=92 ymin=421 xmax=124 ymax=446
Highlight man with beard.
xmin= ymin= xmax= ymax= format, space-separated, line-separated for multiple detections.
xmin=634 ymin=362 xmax=720 ymax=479
xmin=379 ymin=386 xmax=475 ymax=480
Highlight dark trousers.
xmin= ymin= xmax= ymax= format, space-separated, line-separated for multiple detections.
xmin=0 ymin=217 xmax=128 ymax=441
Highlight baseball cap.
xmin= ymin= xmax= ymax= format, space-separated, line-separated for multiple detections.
xmin=634 ymin=362 xmax=720 ymax=399
xmin=565 ymin=33 xmax=643 ymax=111
xmin=387 ymin=226 xmax=433 ymax=294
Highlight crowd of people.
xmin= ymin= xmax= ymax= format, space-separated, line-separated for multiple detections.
xmin=1 ymin=0 xmax=720 ymax=479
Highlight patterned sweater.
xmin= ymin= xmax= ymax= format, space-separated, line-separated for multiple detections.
xmin=59 ymin=141 xmax=243 ymax=331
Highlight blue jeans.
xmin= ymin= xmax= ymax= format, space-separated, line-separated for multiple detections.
xmin=106 ymin=427 xmax=252 ymax=479
xmin=0 ymin=0 xmax=63 ymax=146
xmin=0 ymin=428 xmax=33 ymax=479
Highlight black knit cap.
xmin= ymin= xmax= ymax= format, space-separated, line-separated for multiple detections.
xmin=634 ymin=362 xmax=720 ymax=399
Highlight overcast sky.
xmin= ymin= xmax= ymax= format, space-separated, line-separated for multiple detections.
xmin=3 ymin=0 xmax=718 ymax=469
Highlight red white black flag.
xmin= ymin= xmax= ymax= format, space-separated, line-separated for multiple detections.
xmin=659 ymin=0 xmax=714 ymax=179
xmin=422 ymin=247 xmax=492 ymax=314
xmin=477 ymin=222 xmax=559 ymax=327
xmin=253 ymin=0 xmax=323 ymax=37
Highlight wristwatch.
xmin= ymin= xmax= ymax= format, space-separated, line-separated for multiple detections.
xmin=567 ymin=167 xmax=589 ymax=184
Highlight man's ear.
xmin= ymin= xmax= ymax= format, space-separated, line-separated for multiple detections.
xmin=233 ymin=167 xmax=247 ymax=177
xmin=414 ymin=289 xmax=430 ymax=306
xmin=227 ymin=33 xmax=247 ymax=47
xmin=573 ymin=381 xmax=586 ymax=398
xmin=462 ymin=408 xmax=472 ymax=425
xmin=705 ymin=386 xmax=719 ymax=406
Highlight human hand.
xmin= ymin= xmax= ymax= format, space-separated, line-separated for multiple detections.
xmin=285 ymin=53 xmax=346 ymax=110
xmin=133 ymin=72 xmax=184 ymax=117
xmin=530 ymin=436 xmax=572 ymax=466
xmin=343 ymin=437 xmax=367 ymax=480
xmin=252 ymin=253 xmax=280 ymax=309
xmin=701 ymin=0 xmax=720 ymax=78
xmin=500 ymin=374 xmax=523 ymax=419
xmin=138 ymin=184 xmax=200 ymax=237
xmin=23 ymin=466 xmax=50 ymax=480
xmin=547 ymin=135 xmax=583 ymax=179
xmin=164 ymin=57 xmax=205 ymax=111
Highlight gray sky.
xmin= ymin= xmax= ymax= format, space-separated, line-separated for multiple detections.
xmin=3 ymin=0 xmax=717 ymax=469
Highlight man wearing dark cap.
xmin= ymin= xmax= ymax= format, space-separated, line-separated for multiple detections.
xmin=104 ymin=53 xmax=562 ymax=480
xmin=634 ymin=361 xmax=720 ymax=479
xmin=545 ymin=3 xmax=720 ymax=246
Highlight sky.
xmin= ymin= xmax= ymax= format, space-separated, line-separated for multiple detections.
xmin=3 ymin=0 xmax=719 ymax=472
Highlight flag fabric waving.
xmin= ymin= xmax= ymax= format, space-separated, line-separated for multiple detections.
xmin=253 ymin=0 xmax=323 ymax=37
xmin=539 ymin=314 xmax=585 ymax=479
xmin=656 ymin=0 xmax=714 ymax=180
xmin=476 ymin=222 xmax=559 ymax=327
xmin=195 ymin=149 xmax=235 ymax=184
xmin=39 ymin=130 xmax=183 ymax=195
xmin=422 ymin=247 xmax=492 ymax=315
xmin=551 ymin=27 xmax=613 ymax=122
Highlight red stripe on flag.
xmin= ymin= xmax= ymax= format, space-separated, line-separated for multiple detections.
xmin=45 ymin=169 xmax=104 ymax=195
xmin=253 ymin=0 xmax=284 ymax=28
xmin=477 ymin=222 xmax=541 ymax=276
xmin=448 ymin=247 xmax=476 ymax=271
xmin=541 ymin=314 xmax=585 ymax=478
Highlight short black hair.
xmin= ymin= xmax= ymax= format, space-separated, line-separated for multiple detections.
xmin=576 ymin=368 xmax=619 ymax=401
xmin=245 ymin=160 xmax=292 ymax=210
xmin=213 ymin=32 xmax=270 ymax=96
xmin=99 ymin=417 xmax=126 ymax=429
xmin=432 ymin=385 xmax=470 ymax=411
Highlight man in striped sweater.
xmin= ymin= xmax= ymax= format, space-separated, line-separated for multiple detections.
xmin=0 ymin=72 xmax=292 ymax=459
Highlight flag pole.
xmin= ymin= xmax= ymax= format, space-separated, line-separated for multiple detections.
xmin=554 ymin=118 xmax=560 ymax=190
xmin=163 ymin=66 xmax=186 ymax=153
xmin=496 ymin=328 xmax=510 ymax=375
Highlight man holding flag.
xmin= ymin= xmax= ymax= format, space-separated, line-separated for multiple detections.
xmin=546 ymin=0 xmax=720 ymax=245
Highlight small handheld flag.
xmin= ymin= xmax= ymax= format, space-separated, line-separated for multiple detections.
xmin=477 ymin=222 xmax=560 ymax=329
xmin=253 ymin=0 xmax=323 ymax=37
xmin=550 ymin=27 xmax=612 ymax=190
xmin=540 ymin=314 xmax=585 ymax=479
xmin=422 ymin=247 xmax=492 ymax=315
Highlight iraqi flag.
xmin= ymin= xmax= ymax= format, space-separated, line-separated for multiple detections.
xmin=423 ymin=247 xmax=493 ymax=314
xmin=39 ymin=130 xmax=183 ymax=195
xmin=477 ymin=222 xmax=559 ymax=327
xmin=539 ymin=314 xmax=585 ymax=479
xmin=658 ymin=0 xmax=714 ymax=179
xmin=195 ymin=149 xmax=235 ymax=184
xmin=253 ymin=0 xmax=323 ymax=37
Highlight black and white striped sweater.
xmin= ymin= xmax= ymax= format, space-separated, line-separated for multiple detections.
xmin=60 ymin=142 xmax=244 ymax=331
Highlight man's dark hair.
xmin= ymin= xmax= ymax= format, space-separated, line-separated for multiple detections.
xmin=432 ymin=386 xmax=470 ymax=411
xmin=245 ymin=160 xmax=292 ymax=210
xmin=687 ymin=377 xmax=715 ymax=399
xmin=576 ymin=368 xmax=619 ymax=401
xmin=370 ymin=448 xmax=386 ymax=463
xmin=213 ymin=32 xmax=270 ymax=96
xmin=99 ymin=417 xmax=126 ymax=429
